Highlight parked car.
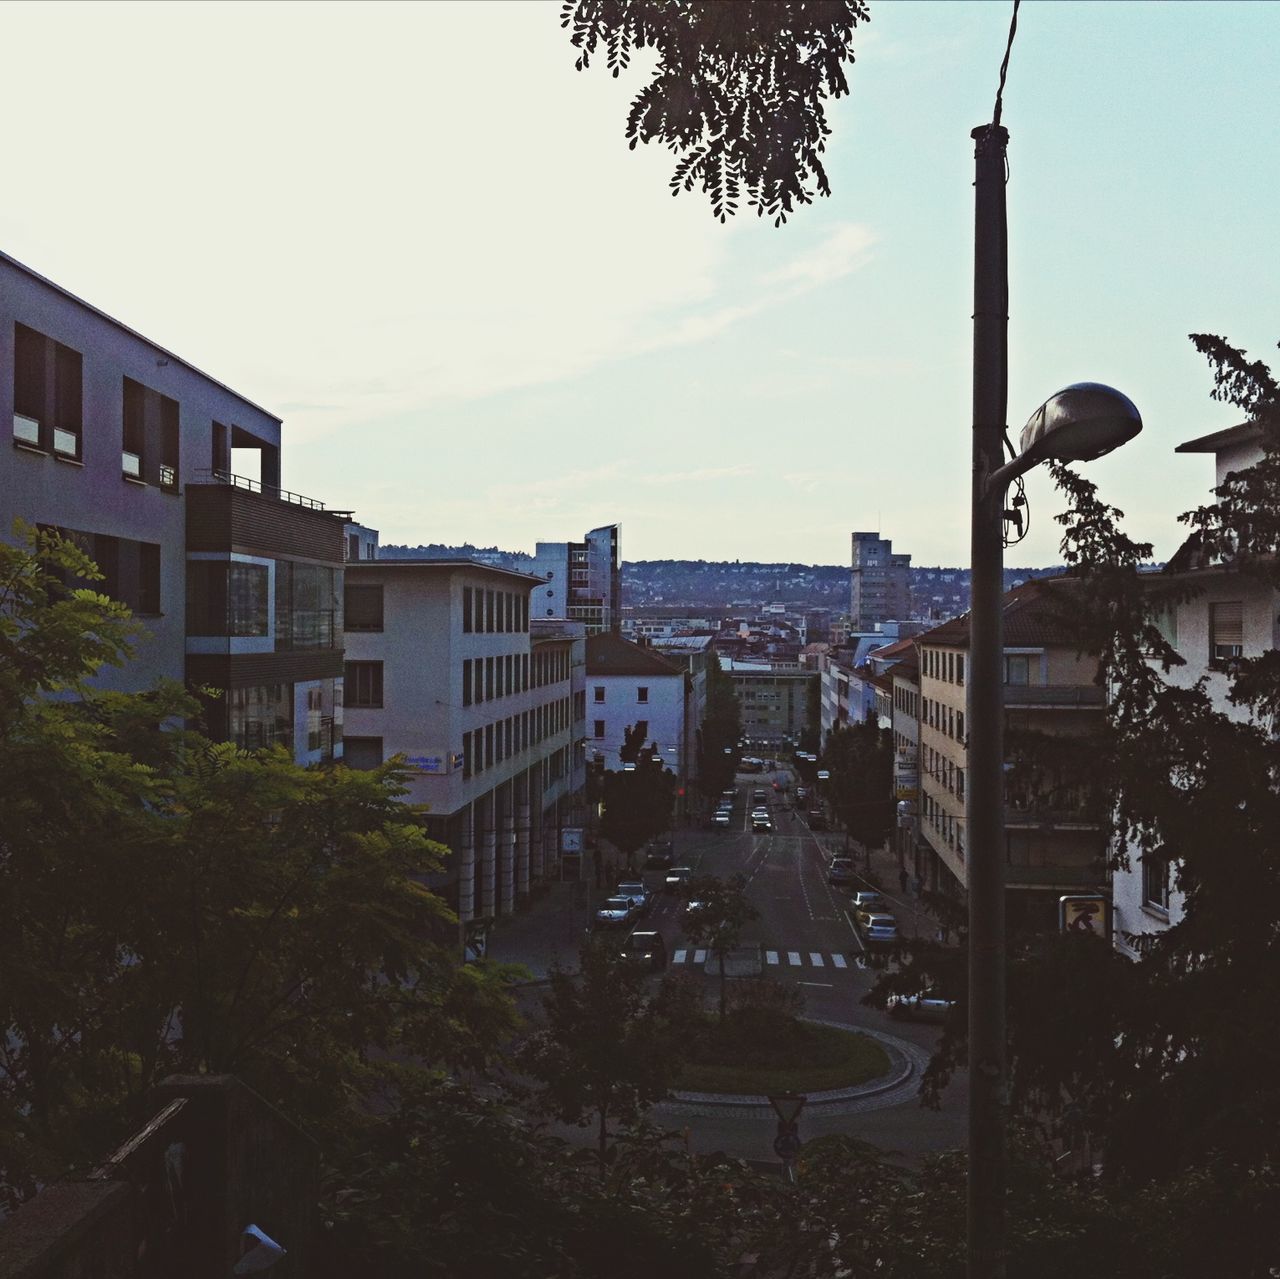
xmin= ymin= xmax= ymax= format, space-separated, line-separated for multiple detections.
xmin=827 ymin=858 xmax=856 ymax=886
xmin=858 ymin=911 xmax=900 ymax=946
xmin=850 ymin=890 xmax=886 ymax=913
xmin=886 ymin=991 xmax=954 ymax=1022
xmin=664 ymin=866 xmax=693 ymax=894
xmin=615 ymin=881 xmax=653 ymax=915
xmin=594 ymin=896 xmax=637 ymax=929
xmin=619 ymin=930 xmax=668 ymax=971
xmin=644 ymin=840 xmax=675 ymax=869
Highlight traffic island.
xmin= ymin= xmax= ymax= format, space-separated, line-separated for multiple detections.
xmin=675 ymin=1011 xmax=890 ymax=1097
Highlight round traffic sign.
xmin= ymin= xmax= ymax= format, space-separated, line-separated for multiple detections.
xmin=773 ymin=1131 xmax=802 ymax=1160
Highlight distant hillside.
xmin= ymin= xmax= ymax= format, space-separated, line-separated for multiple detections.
xmin=379 ymin=546 xmax=1067 ymax=618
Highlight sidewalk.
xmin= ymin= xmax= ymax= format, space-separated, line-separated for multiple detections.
xmin=484 ymin=878 xmax=595 ymax=981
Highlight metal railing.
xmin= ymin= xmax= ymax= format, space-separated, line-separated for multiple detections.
xmin=194 ymin=467 xmax=329 ymax=511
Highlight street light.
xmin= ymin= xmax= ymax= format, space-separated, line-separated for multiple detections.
xmin=968 ymin=123 xmax=1139 ymax=1278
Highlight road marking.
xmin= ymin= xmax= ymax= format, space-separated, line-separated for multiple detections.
xmin=766 ymin=950 xmax=780 ymax=965
xmin=693 ymin=948 xmax=707 ymax=964
xmin=832 ymin=953 xmax=848 ymax=969
xmin=809 ymin=952 xmax=824 ymax=967
xmin=673 ymin=948 xmax=687 ymax=964
xmin=787 ymin=951 xmax=802 ymax=966
xmin=797 ymin=981 xmax=834 ymax=988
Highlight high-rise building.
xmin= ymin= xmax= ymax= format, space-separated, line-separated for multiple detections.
xmin=850 ymin=531 xmax=912 ymax=629
xmin=529 ymin=523 xmax=620 ymax=634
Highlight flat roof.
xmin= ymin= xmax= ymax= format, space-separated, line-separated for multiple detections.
xmin=1 ymin=248 xmax=282 ymax=425
xmin=1175 ymin=421 xmax=1263 ymax=453
xmin=346 ymin=558 xmax=547 ymax=586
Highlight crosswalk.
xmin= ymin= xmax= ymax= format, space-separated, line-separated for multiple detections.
xmin=670 ymin=947 xmax=852 ymax=970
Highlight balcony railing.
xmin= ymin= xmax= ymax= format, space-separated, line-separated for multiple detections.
xmin=195 ymin=468 xmax=331 ymax=512
xmin=1002 ymin=684 xmax=1104 ymax=708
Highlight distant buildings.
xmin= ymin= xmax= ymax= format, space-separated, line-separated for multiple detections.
xmin=529 ymin=523 xmax=620 ymax=634
xmin=722 ymin=658 xmax=817 ymax=748
xmin=850 ymin=531 xmax=913 ymax=630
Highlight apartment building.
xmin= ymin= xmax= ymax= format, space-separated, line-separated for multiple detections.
xmin=2 ymin=249 xmax=346 ymax=766
xmin=917 ymin=579 xmax=1106 ymax=931
xmin=529 ymin=523 xmax=621 ymax=634
xmin=889 ymin=652 xmax=923 ymax=877
xmin=850 ymin=531 xmax=913 ymax=630
xmin=649 ymin=634 xmax=712 ymax=783
xmin=342 ymin=560 xmax=587 ymax=921
xmin=586 ymin=632 xmax=688 ymax=782
xmin=1112 ymin=421 xmax=1276 ymax=955
xmin=723 ymin=659 xmax=816 ymax=748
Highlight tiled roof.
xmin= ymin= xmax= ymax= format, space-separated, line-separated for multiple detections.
xmin=868 ymin=636 xmax=916 ymax=661
xmin=914 ymin=577 xmax=1084 ymax=650
xmin=586 ymin=632 xmax=684 ymax=677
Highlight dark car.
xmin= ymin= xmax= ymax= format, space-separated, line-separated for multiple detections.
xmin=808 ymin=810 xmax=827 ymax=831
xmin=619 ymin=930 xmax=668 ymax=971
xmin=644 ymin=840 xmax=676 ymax=869
xmin=664 ymin=866 xmax=693 ymax=894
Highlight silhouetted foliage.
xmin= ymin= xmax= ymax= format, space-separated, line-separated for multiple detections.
xmin=562 ymin=0 xmax=869 ymax=223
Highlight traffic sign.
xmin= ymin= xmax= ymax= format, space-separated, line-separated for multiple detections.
xmin=773 ymin=1130 xmax=802 ymax=1160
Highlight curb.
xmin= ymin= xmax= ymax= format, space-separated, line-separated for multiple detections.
xmin=668 ymin=1019 xmax=918 ymax=1110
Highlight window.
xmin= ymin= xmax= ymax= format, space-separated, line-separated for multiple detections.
xmin=345 ymin=661 xmax=384 ymax=708
xmin=485 ymin=723 xmax=494 ymax=767
xmin=229 ymin=684 xmax=291 ymax=751
xmin=463 ymin=586 xmax=473 ymax=632
xmin=13 ymin=325 xmax=82 ymax=458
xmin=1210 ymin=600 xmax=1244 ymax=666
xmin=1143 ymin=852 xmax=1170 ymax=912
xmin=594 ymin=719 xmax=605 ymax=739
xmin=594 ymin=686 xmax=605 ymax=703
xmin=637 ymin=686 xmax=649 ymax=704
xmin=462 ymin=731 xmax=472 ymax=779
xmin=485 ymin=656 xmax=494 ymax=700
xmin=344 ymin=737 xmax=383 ymax=770
xmin=345 ymin=583 xmax=384 ymax=631
xmin=956 ymin=654 xmax=965 ymax=686
xmin=462 ymin=659 xmax=472 ymax=707
xmin=1004 ymin=654 xmax=1033 ymax=686
xmin=485 ymin=590 xmax=495 ymax=633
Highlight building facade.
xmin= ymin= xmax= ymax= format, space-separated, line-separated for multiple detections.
xmin=917 ymin=580 xmax=1107 ymax=930
xmin=1111 ymin=421 xmax=1275 ymax=956
xmin=850 ymin=531 xmax=913 ymax=630
xmin=585 ymin=632 xmax=688 ymax=782
xmin=2 ymin=249 xmax=346 ymax=766
xmin=529 ymin=523 xmax=621 ymax=634
xmin=342 ymin=560 xmax=587 ymax=921
xmin=724 ymin=659 xmax=817 ymax=748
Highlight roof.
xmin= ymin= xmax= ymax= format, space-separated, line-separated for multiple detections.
xmin=1175 ymin=421 xmax=1264 ymax=454
xmin=651 ymin=635 xmax=713 ymax=651
xmin=586 ymin=632 xmax=684 ymax=677
xmin=346 ymin=559 xmax=546 ymax=586
xmin=867 ymin=636 xmax=916 ymax=662
xmin=0 ymin=248 xmax=281 ymax=424
xmin=915 ymin=577 xmax=1084 ymax=650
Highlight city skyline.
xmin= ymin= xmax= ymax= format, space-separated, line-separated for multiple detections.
xmin=2 ymin=0 xmax=1276 ymax=565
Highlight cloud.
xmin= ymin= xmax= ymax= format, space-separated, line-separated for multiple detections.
xmin=763 ymin=223 xmax=877 ymax=289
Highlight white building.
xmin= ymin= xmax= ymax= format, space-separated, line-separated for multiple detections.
xmin=342 ymin=560 xmax=587 ymax=922
xmin=586 ymin=632 xmax=688 ymax=783
xmin=650 ymin=634 xmax=713 ymax=783
xmin=529 ymin=523 xmax=620 ymax=634
xmin=1112 ymin=421 xmax=1275 ymax=956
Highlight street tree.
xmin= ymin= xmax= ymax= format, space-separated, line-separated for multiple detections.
xmin=821 ymin=718 xmax=894 ymax=855
xmin=518 ymin=938 xmax=690 ymax=1169
xmin=681 ymin=873 xmax=759 ymax=1018
xmin=0 ymin=525 xmax=522 ymax=1207
xmin=600 ymin=722 xmax=677 ymax=869
xmin=696 ymin=650 xmax=740 ymax=798
xmin=562 ymin=0 xmax=869 ymax=224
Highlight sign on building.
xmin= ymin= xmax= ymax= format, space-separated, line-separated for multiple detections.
xmin=1059 ymin=895 xmax=1108 ymax=939
xmin=561 ymin=827 xmax=584 ymax=854
xmin=405 ymin=751 xmax=464 ymax=775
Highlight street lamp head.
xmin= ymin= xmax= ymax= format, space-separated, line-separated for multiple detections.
xmin=1018 ymin=382 xmax=1141 ymax=467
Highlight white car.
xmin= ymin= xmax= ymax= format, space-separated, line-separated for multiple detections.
xmin=593 ymin=896 xmax=636 ymax=929
xmin=615 ymin=881 xmax=652 ymax=915
xmin=886 ymin=992 xmax=954 ymax=1023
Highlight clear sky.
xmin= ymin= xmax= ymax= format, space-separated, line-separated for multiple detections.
xmin=3 ymin=1 xmax=1276 ymax=566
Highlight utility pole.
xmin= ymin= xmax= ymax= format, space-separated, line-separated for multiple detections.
xmin=968 ymin=120 xmax=1011 ymax=1278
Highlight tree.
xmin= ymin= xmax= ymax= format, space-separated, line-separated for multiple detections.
xmin=696 ymin=650 xmax=740 ymax=798
xmin=681 ymin=873 xmax=758 ymax=1018
xmin=562 ymin=0 xmax=869 ymax=224
xmin=518 ymin=938 xmax=691 ymax=1169
xmin=0 ymin=525 xmax=522 ymax=1206
xmin=600 ymin=723 xmax=677 ymax=869
xmin=904 ymin=336 xmax=1280 ymax=1220
xmin=821 ymin=718 xmax=894 ymax=855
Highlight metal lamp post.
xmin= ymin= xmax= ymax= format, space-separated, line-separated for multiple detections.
xmin=968 ymin=122 xmax=1141 ymax=1278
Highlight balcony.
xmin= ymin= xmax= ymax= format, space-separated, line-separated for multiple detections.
xmin=1002 ymin=684 xmax=1104 ymax=709
xmin=195 ymin=467 xmax=342 ymax=513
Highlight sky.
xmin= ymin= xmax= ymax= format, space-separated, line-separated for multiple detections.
xmin=3 ymin=1 xmax=1277 ymax=567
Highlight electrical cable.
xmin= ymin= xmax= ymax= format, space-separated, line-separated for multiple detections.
xmin=992 ymin=0 xmax=1021 ymax=129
